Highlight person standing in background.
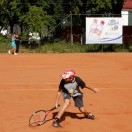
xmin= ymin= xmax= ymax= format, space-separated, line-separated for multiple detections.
xmin=15 ymin=33 xmax=20 ymax=54
xmin=8 ymin=32 xmax=17 ymax=55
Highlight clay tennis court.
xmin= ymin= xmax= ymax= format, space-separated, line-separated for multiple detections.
xmin=0 ymin=53 xmax=132 ymax=132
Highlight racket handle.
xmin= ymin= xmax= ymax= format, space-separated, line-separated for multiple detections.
xmin=50 ymin=104 xmax=60 ymax=111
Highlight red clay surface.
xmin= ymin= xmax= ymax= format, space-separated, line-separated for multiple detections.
xmin=0 ymin=53 xmax=132 ymax=132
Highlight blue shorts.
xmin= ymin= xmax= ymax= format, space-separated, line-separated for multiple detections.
xmin=63 ymin=92 xmax=84 ymax=107
xmin=11 ymin=41 xmax=16 ymax=47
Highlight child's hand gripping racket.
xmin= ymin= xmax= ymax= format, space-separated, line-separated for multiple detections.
xmin=29 ymin=104 xmax=60 ymax=127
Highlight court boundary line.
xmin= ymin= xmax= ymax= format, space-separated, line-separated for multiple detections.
xmin=0 ymin=89 xmax=57 ymax=91
xmin=0 ymin=88 xmax=131 ymax=91
xmin=0 ymin=82 xmax=58 ymax=85
xmin=0 ymin=82 xmax=113 ymax=85
xmin=0 ymin=66 xmax=91 ymax=68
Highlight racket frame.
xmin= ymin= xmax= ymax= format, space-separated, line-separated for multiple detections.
xmin=29 ymin=105 xmax=60 ymax=127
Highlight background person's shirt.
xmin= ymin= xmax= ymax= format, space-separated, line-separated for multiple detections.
xmin=12 ymin=36 xmax=15 ymax=42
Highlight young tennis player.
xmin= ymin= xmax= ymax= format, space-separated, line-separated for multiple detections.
xmin=52 ymin=69 xmax=98 ymax=128
xmin=8 ymin=32 xmax=17 ymax=55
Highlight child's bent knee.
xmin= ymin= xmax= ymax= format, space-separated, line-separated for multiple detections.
xmin=64 ymin=101 xmax=71 ymax=107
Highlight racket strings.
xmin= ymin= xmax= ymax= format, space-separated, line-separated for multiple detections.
xmin=29 ymin=106 xmax=60 ymax=127
xmin=29 ymin=111 xmax=46 ymax=127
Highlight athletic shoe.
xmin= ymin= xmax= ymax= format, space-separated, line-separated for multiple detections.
xmin=52 ymin=118 xmax=61 ymax=128
xmin=14 ymin=53 xmax=17 ymax=55
xmin=86 ymin=112 xmax=95 ymax=120
xmin=8 ymin=50 xmax=11 ymax=54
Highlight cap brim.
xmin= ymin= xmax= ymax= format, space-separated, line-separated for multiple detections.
xmin=62 ymin=74 xmax=70 ymax=79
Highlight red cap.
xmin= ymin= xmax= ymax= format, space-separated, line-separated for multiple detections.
xmin=61 ymin=69 xmax=76 ymax=79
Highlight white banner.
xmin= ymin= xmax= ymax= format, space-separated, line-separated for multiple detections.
xmin=86 ymin=17 xmax=122 ymax=44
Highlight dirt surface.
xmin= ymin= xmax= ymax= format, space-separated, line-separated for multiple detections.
xmin=0 ymin=53 xmax=132 ymax=132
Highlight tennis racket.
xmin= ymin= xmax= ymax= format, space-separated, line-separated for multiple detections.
xmin=29 ymin=105 xmax=60 ymax=127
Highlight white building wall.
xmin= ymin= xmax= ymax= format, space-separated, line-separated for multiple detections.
xmin=121 ymin=10 xmax=129 ymax=26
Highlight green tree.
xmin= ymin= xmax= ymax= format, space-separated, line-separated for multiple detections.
xmin=20 ymin=6 xmax=49 ymax=35
xmin=0 ymin=0 xmax=124 ymax=39
xmin=0 ymin=0 xmax=23 ymax=32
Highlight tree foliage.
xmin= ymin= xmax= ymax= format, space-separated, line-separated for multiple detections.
xmin=20 ymin=6 xmax=49 ymax=34
xmin=0 ymin=0 xmax=124 ymax=36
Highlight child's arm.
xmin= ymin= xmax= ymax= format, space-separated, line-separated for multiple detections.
xmin=55 ymin=90 xmax=62 ymax=108
xmin=85 ymin=86 xmax=99 ymax=93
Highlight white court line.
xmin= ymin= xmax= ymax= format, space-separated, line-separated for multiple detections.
xmin=0 ymin=65 xmax=80 ymax=67
xmin=0 ymin=81 xmax=96 ymax=85
xmin=0 ymin=65 xmax=88 ymax=68
xmin=0 ymin=88 xmax=131 ymax=91
xmin=0 ymin=88 xmax=57 ymax=91
xmin=0 ymin=82 xmax=58 ymax=85
xmin=0 ymin=65 xmax=92 ymax=68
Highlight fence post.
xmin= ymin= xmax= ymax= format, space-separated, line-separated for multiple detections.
xmin=70 ymin=11 xmax=73 ymax=45
xmin=81 ymin=35 xmax=83 ymax=45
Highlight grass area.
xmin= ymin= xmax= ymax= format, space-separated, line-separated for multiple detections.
xmin=20 ymin=41 xmax=132 ymax=53
xmin=0 ymin=39 xmax=11 ymax=53
xmin=0 ymin=36 xmax=132 ymax=53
